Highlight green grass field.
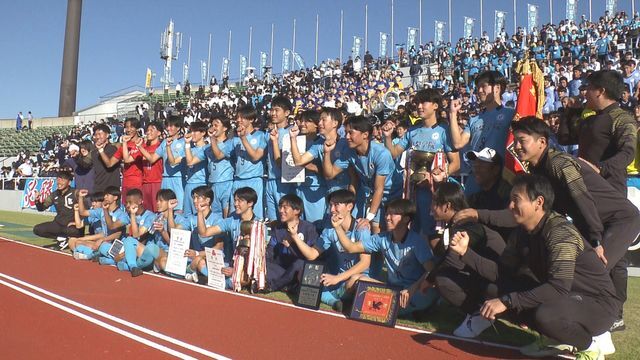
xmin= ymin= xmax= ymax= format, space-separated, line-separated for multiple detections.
xmin=1 ymin=209 xmax=637 ymax=359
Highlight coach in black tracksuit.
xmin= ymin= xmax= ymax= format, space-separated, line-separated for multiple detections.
xmin=33 ymin=171 xmax=83 ymax=240
xmin=450 ymin=174 xmax=618 ymax=353
xmin=458 ymin=117 xmax=640 ymax=331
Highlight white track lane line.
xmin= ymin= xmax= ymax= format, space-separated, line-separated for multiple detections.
xmin=0 ymin=277 xmax=197 ymax=360
xmin=0 ymin=272 xmax=231 ymax=360
xmin=1 ymin=236 xmax=530 ymax=353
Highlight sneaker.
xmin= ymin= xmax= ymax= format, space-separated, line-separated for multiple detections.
xmin=73 ymin=252 xmax=89 ymax=260
xmin=610 ymin=318 xmax=625 ymax=332
xmin=56 ymin=236 xmax=67 ymax=242
xmin=593 ymin=331 xmax=615 ymax=355
xmin=332 ymin=300 xmax=344 ymax=313
xmin=130 ymin=267 xmax=143 ymax=277
xmin=453 ymin=313 xmax=492 ymax=338
xmin=59 ymin=240 xmax=69 ymax=251
xmin=185 ymin=273 xmax=198 ymax=283
xmin=628 ymin=233 xmax=640 ymax=251
xmin=153 ymin=264 xmax=160 ymax=273
xmin=575 ymin=348 xmax=603 ymax=360
xmin=520 ymin=336 xmax=576 ymax=358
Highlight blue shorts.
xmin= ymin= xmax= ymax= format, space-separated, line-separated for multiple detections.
xmin=162 ymin=177 xmax=185 ymax=211
xmin=211 ymin=180 xmax=233 ymax=217
xmin=265 ymin=179 xmax=294 ymax=221
xmin=296 ymin=185 xmax=327 ymax=226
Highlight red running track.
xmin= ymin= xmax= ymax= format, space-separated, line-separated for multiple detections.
xmin=0 ymin=239 xmax=526 ymax=359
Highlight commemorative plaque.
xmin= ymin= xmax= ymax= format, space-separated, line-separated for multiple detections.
xmin=295 ymin=261 xmax=325 ymax=310
xmin=349 ymin=281 xmax=400 ymax=327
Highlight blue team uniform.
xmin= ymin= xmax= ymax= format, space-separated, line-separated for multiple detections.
xmin=93 ymin=207 xmax=131 ymax=265
xmin=345 ymin=141 xmax=398 ymax=223
xmin=317 ymin=224 xmax=371 ymax=307
xmin=186 ymin=212 xmax=218 ymax=251
xmin=183 ymin=144 xmax=208 ymax=216
xmin=295 ymin=136 xmax=327 ymax=227
xmin=463 ymin=106 xmax=514 ymax=195
xmin=363 ymin=231 xmax=439 ymax=314
xmin=230 ymin=131 xmax=267 ymax=218
xmin=395 ymin=123 xmax=454 ymax=235
xmin=205 ymin=140 xmax=234 ymax=217
xmin=307 ymin=137 xmax=351 ymax=193
xmin=266 ymin=127 xmax=295 ymax=220
xmin=118 ymin=209 xmax=157 ymax=271
xmin=155 ymin=138 xmax=186 ymax=211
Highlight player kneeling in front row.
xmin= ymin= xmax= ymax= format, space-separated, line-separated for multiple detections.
xmin=333 ymin=198 xmax=440 ymax=316
xmin=115 ymin=189 xmax=158 ymax=277
xmin=287 ymin=189 xmax=372 ymax=311
xmin=264 ymin=194 xmax=319 ymax=293
xmin=70 ymin=187 xmax=128 ymax=260
xmin=446 ymin=174 xmax=618 ymax=359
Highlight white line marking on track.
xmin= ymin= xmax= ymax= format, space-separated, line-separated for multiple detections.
xmin=0 ymin=272 xmax=231 ymax=360
xmin=0 ymin=277 xmax=198 ymax=360
xmin=1 ymin=237 xmax=528 ymax=353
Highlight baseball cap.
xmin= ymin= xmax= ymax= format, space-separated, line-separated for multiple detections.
xmin=68 ymin=144 xmax=80 ymax=152
xmin=464 ymin=147 xmax=502 ymax=165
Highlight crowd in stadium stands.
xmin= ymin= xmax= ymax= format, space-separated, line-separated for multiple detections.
xmin=8 ymin=9 xmax=640 ymax=359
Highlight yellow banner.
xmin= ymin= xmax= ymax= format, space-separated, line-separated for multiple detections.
xmin=145 ymin=68 xmax=152 ymax=88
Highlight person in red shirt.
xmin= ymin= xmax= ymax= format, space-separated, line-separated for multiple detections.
xmin=98 ymin=118 xmax=143 ymax=205
xmin=131 ymin=122 xmax=164 ymax=212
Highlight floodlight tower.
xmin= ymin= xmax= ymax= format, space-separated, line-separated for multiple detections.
xmin=160 ymin=20 xmax=182 ymax=91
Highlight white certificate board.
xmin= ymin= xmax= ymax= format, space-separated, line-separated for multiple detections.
xmin=205 ymin=247 xmax=226 ymax=290
xmin=165 ymin=228 xmax=191 ymax=276
xmin=281 ymin=135 xmax=306 ymax=183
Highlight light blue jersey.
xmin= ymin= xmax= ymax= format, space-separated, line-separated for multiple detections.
xmin=397 ymin=123 xmax=453 ymax=153
xmin=88 ymin=207 xmax=130 ymax=237
xmin=148 ymin=213 xmax=190 ymax=252
xmin=231 ymin=131 xmax=267 ymax=179
xmin=184 ymin=144 xmax=208 ymax=185
xmin=186 ymin=212 xmax=218 ymax=250
xmin=363 ymin=231 xmax=433 ymax=288
xmin=308 ymin=137 xmax=351 ymax=193
xmin=317 ymin=225 xmax=371 ymax=276
xmin=155 ymin=137 xmax=186 ymax=178
xmin=266 ymin=127 xmax=290 ymax=180
xmin=296 ymin=136 xmax=327 ymax=226
xmin=205 ymin=140 xmax=234 ymax=184
xmin=463 ymin=106 xmax=514 ymax=157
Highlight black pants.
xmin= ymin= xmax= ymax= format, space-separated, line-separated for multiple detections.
xmin=265 ymin=256 xmax=304 ymax=291
xmin=33 ymin=221 xmax=84 ymax=240
xmin=435 ymin=268 xmax=490 ymax=314
xmin=602 ymin=215 xmax=640 ymax=317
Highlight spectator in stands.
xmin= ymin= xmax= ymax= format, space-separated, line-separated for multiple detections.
xmin=16 ymin=112 xmax=23 ymax=132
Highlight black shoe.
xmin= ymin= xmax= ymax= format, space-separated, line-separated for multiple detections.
xmin=332 ymin=300 xmax=344 ymax=313
xmin=131 ymin=267 xmax=143 ymax=278
xmin=610 ymin=318 xmax=626 ymax=332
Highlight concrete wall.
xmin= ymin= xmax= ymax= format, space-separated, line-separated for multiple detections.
xmin=0 ymin=117 xmax=75 ymax=129
xmin=0 ymin=190 xmax=53 ymax=216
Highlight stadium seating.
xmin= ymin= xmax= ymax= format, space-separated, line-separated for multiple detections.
xmin=0 ymin=126 xmax=74 ymax=157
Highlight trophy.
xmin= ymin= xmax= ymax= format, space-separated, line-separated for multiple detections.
xmin=403 ymin=149 xmax=447 ymax=199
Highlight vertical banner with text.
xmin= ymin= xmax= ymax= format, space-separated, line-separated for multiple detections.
xmin=464 ymin=17 xmax=475 ymax=39
xmin=527 ymin=4 xmax=539 ymax=32
xmin=379 ymin=32 xmax=389 ymax=58
xmin=495 ymin=11 xmax=507 ymax=40
xmin=566 ymin=0 xmax=578 ymax=22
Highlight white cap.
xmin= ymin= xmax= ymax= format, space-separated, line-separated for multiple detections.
xmin=464 ymin=147 xmax=501 ymax=164
xmin=68 ymin=144 xmax=80 ymax=152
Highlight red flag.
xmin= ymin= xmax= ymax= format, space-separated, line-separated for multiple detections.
xmin=504 ymin=59 xmax=545 ymax=180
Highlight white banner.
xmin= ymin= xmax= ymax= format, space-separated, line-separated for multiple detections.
xmin=240 ymin=55 xmax=247 ymax=78
xmin=221 ymin=57 xmax=229 ymax=78
xmin=527 ymin=4 xmax=539 ymax=32
xmin=282 ymin=48 xmax=291 ymax=73
xmin=606 ymin=0 xmax=617 ymax=15
xmin=281 ymin=135 xmax=306 ymax=183
xmin=352 ymin=36 xmax=362 ymax=58
xmin=407 ymin=27 xmax=418 ymax=50
xmin=495 ymin=11 xmax=507 ymax=40
xmin=165 ymin=228 xmax=191 ymax=276
xmin=566 ymin=0 xmax=578 ymax=22
xmin=259 ymin=52 xmax=268 ymax=76
xmin=200 ymin=60 xmax=207 ymax=85
xmin=205 ymin=247 xmax=226 ymax=290
xmin=379 ymin=32 xmax=389 ymax=58
xmin=434 ymin=21 xmax=446 ymax=45
xmin=464 ymin=17 xmax=475 ymax=39
xmin=293 ymin=52 xmax=305 ymax=69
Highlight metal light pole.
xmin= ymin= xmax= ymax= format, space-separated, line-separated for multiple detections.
xmin=365 ymin=4 xmax=368 ymax=53
xmin=340 ymin=10 xmax=344 ymax=63
xmin=514 ymin=0 xmax=517 ymax=34
xmin=292 ymin=18 xmax=296 ymax=71
xmin=480 ymin=0 xmax=483 ymax=36
xmin=391 ymin=0 xmax=394 ymax=60
xmin=270 ymin=24 xmax=274 ymax=67
xmin=549 ymin=0 xmax=553 ymax=24
xmin=419 ymin=0 xmax=422 ymax=44
xmin=449 ymin=0 xmax=452 ymax=42
xmin=315 ymin=14 xmax=319 ymax=65
xmin=248 ymin=26 xmax=253 ymax=68
xmin=206 ymin=34 xmax=211 ymax=83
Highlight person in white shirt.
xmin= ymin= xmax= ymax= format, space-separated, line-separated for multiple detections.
xmin=17 ymin=159 xmax=33 ymax=177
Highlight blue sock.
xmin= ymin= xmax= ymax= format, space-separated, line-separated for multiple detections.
xmin=116 ymin=261 xmax=130 ymax=272
xmin=98 ymin=256 xmax=115 ymax=266
xmin=75 ymin=245 xmax=93 ymax=256
xmin=321 ymin=290 xmax=339 ymax=307
xmin=200 ymin=265 xmax=208 ymax=277
xmin=137 ymin=244 xmax=159 ymax=269
xmin=123 ymin=237 xmax=139 ymax=269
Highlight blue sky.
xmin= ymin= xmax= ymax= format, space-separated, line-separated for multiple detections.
xmin=1 ymin=0 xmax=632 ymax=118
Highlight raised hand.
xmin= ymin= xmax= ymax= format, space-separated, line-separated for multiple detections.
xmin=450 ymin=98 xmax=462 ymax=114
xmin=122 ymin=135 xmax=132 ymax=143
xmin=451 ymin=208 xmax=478 ymax=224
xmin=135 ymin=137 xmax=144 ymax=147
xmin=168 ymin=199 xmax=179 ymax=210
xmin=269 ymin=128 xmax=278 ymax=142
xmin=323 ymin=140 xmax=336 ymax=153
xmin=236 ymin=125 xmax=246 ymax=137
xmin=449 ymin=231 xmax=470 ymax=256
xmin=183 ymin=132 xmax=193 ymax=143
xmin=330 ymin=214 xmax=344 ymax=229
xmin=78 ymin=189 xmax=89 ymax=197
xmin=381 ymin=120 xmax=395 ymax=138
xmin=289 ymin=124 xmax=300 ymax=138
xmin=128 ymin=204 xmax=139 ymax=214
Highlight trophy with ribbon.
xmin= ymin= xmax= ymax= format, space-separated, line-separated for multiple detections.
xmin=231 ymin=220 xmax=268 ymax=293
xmin=403 ymin=149 xmax=448 ymax=200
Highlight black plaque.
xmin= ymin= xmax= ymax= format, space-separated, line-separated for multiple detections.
xmin=295 ymin=261 xmax=325 ymax=310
